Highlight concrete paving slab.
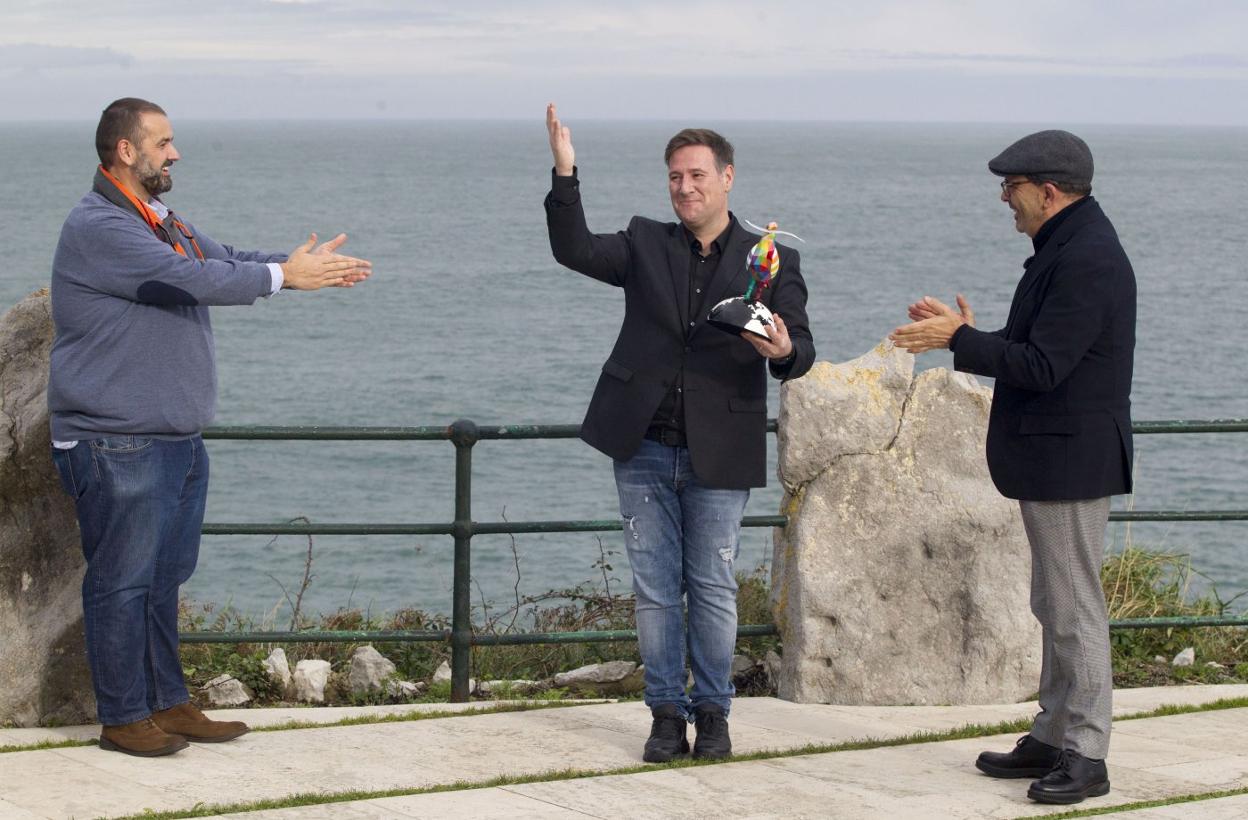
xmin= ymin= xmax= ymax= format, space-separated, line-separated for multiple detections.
xmin=235 ymin=709 xmax=1248 ymax=820
xmin=0 ymin=799 xmax=46 ymax=820
xmin=0 ymin=700 xmax=606 ymax=749
xmin=0 ymin=690 xmax=1244 ymax=819
xmin=1140 ymin=755 xmax=1248 ymax=789
xmin=197 ymin=790 xmax=602 ymax=819
xmin=1108 ymin=685 xmax=1248 ymax=715
xmin=1100 ymin=795 xmax=1248 ymax=819
xmin=0 ymin=749 xmax=175 ymax=819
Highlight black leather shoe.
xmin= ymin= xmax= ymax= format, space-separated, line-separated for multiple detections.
xmin=975 ymin=734 xmax=1061 ymax=778
xmin=1027 ymin=749 xmax=1110 ymax=804
xmin=692 ymin=703 xmax=732 ymax=760
xmin=643 ymin=704 xmax=689 ymax=763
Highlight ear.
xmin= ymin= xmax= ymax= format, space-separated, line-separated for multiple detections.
xmin=115 ymin=138 xmax=137 ymax=168
xmin=722 ymin=163 xmax=734 ymax=190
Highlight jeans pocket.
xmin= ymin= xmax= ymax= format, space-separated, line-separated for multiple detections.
xmin=90 ymin=435 xmax=154 ymax=454
xmin=50 ymin=448 xmax=81 ymax=498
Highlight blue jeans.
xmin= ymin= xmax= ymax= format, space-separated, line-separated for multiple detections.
xmin=51 ymin=436 xmax=207 ymax=726
xmin=614 ymin=439 xmax=749 ymax=717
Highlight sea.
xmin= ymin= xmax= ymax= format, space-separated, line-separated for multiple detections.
xmin=2 ymin=120 xmax=1244 ymax=620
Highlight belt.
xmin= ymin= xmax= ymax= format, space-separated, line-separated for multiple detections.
xmin=644 ymin=427 xmax=687 ymax=447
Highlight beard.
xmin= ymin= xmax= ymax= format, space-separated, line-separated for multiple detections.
xmin=137 ymin=159 xmax=173 ymax=196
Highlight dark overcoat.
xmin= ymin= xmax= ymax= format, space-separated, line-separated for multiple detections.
xmin=951 ymin=197 xmax=1136 ymax=501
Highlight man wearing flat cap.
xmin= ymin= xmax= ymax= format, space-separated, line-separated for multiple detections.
xmin=891 ymin=130 xmax=1136 ymax=806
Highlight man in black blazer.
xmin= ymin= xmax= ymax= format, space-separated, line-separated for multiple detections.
xmin=544 ymin=104 xmax=814 ymax=763
xmin=891 ymin=130 xmax=1135 ymax=806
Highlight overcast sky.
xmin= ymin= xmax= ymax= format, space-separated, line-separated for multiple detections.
xmin=2 ymin=0 xmax=1246 ymax=124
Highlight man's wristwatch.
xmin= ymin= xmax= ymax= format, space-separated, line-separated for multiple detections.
xmin=772 ymin=349 xmax=796 ymax=366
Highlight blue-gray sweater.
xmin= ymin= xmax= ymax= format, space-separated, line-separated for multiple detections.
xmin=49 ymin=191 xmax=284 ymax=441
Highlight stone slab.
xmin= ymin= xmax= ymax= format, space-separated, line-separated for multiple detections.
xmin=0 ymin=699 xmax=610 ymax=749
xmin=0 ymin=689 xmax=1244 ymax=819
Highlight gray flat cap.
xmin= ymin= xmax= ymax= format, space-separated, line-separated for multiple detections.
xmin=988 ymin=130 xmax=1093 ymax=187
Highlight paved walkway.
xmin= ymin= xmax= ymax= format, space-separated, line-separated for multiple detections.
xmin=1 ymin=685 xmax=1245 ymax=819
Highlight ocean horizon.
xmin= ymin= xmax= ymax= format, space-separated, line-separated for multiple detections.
xmin=2 ymin=119 xmax=1244 ymax=618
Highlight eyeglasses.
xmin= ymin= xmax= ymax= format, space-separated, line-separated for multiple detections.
xmin=999 ymin=179 xmax=1031 ymax=194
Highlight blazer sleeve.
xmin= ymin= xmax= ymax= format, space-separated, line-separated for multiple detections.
xmin=544 ymin=168 xmax=631 ymax=287
xmin=951 ymin=255 xmax=1115 ymax=392
xmin=768 ymin=247 xmax=815 ymax=381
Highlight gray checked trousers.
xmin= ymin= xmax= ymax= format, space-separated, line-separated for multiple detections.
xmin=1020 ymin=497 xmax=1113 ymax=760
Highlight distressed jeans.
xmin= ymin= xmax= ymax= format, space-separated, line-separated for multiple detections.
xmin=614 ymin=439 xmax=749 ymax=717
xmin=51 ymin=436 xmax=207 ymax=726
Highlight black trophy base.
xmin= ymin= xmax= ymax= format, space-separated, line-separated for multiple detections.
xmin=707 ymin=297 xmax=774 ymax=340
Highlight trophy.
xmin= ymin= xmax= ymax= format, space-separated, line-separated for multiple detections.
xmin=707 ymin=220 xmax=804 ymax=340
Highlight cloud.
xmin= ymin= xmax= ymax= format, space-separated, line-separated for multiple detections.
xmin=0 ymin=43 xmax=134 ymax=72
xmin=0 ymin=1 xmax=1244 ymax=123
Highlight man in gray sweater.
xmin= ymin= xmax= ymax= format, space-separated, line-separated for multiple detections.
xmin=48 ymin=97 xmax=371 ymax=757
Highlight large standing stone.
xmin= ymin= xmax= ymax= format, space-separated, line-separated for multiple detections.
xmin=772 ymin=341 xmax=1040 ymax=705
xmin=0 ymin=291 xmax=95 ymax=727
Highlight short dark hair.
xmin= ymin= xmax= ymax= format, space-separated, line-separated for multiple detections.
xmin=664 ymin=128 xmax=734 ymax=171
xmin=1028 ymin=175 xmax=1092 ymax=197
xmin=95 ymin=97 xmax=166 ymax=167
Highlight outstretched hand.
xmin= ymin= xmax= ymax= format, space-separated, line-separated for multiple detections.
xmin=743 ymin=313 xmax=794 ymax=360
xmin=889 ymin=294 xmax=974 ymax=354
xmin=546 ymin=103 xmax=575 ymax=177
xmin=282 ymin=233 xmax=373 ymax=290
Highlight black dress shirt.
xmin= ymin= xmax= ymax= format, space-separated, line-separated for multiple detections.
xmin=649 ymin=221 xmax=734 ymax=436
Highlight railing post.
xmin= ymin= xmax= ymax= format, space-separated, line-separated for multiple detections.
xmin=449 ymin=419 xmax=478 ymax=702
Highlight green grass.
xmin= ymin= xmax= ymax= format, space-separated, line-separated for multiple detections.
xmin=1016 ymin=786 xmax=1248 ymax=819
xmin=93 ymin=697 xmax=1248 ymax=820
xmin=1104 ymin=546 xmax=1247 ymax=687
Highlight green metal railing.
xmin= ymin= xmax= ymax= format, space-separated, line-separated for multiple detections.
xmin=190 ymin=418 xmax=1248 ymax=701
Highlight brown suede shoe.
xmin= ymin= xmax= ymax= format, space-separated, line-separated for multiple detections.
xmin=99 ymin=718 xmax=188 ymax=757
xmin=152 ymin=702 xmax=249 ymax=743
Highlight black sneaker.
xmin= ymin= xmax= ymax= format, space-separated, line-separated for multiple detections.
xmin=975 ymin=734 xmax=1061 ymax=778
xmin=1027 ymin=749 xmax=1110 ymax=804
xmin=643 ymin=703 xmax=689 ymax=763
xmin=692 ymin=703 xmax=731 ymax=760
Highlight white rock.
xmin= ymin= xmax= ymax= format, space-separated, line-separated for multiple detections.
xmin=477 ymin=679 xmax=542 ymax=697
xmin=202 ymin=674 xmax=251 ymax=707
xmin=731 ymin=655 xmax=757 ymax=677
xmin=773 ymin=341 xmax=1041 ymax=705
xmin=1154 ymin=656 xmax=1167 ymax=663
xmin=1205 ymin=661 xmax=1226 ymax=670
xmin=429 ymin=661 xmax=474 ymax=692
xmin=387 ymin=679 xmax=425 ymax=699
xmin=293 ymin=659 xmax=332 ymax=703
xmin=554 ymin=661 xmax=636 ymax=688
xmin=348 ymin=645 xmax=397 ymax=695
xmin=1173 ymin=647 xmax=1196 ymax=667
xmin=263 ymin=648 xmax=292 ymax=694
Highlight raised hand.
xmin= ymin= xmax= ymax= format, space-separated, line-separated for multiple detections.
xmin=282 ymin=233 xmax=373 ymax=290
xmin=546 ymin=103 xmax=575 ymax=177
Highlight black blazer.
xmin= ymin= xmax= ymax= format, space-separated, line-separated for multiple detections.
xmin=545 ymin=173 xmax=815 ymax=489
xmin=951 ymin=197 xmax=1135 ymax=501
